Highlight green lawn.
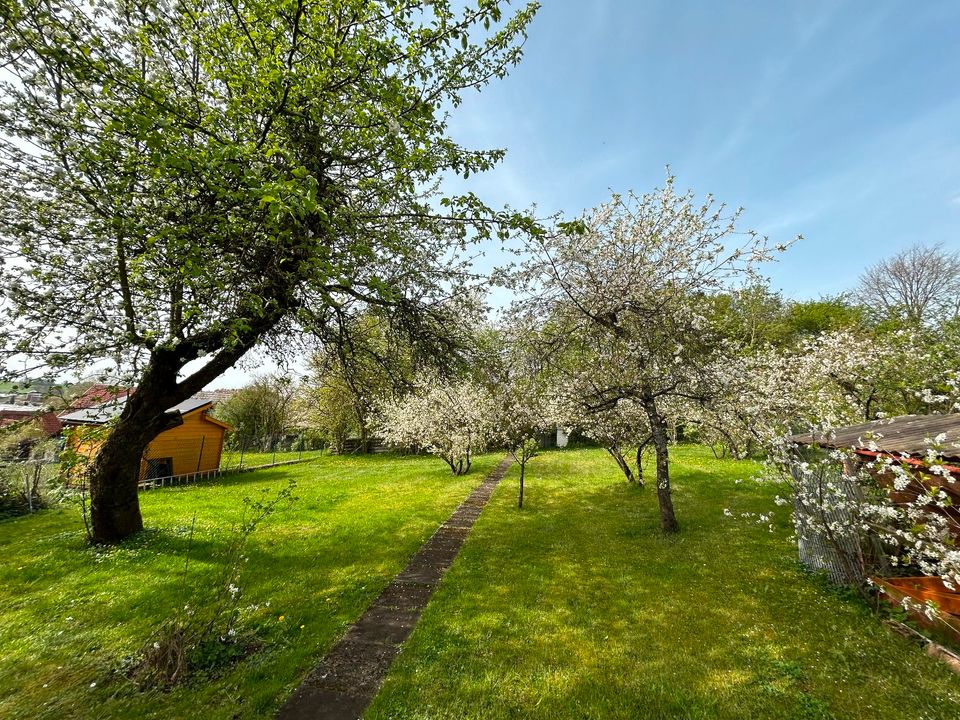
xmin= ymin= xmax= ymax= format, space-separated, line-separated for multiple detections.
xmin=0 ymin=452 xmax=501 ymax=720
xmin=218 ymin=448 xmax=326 ymax=470
xmin=368 ymin=446 xmax=960 ymax=720
xmin=4 ymin=447 xmax=960 ymax=719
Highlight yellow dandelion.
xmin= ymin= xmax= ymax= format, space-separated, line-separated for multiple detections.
xmin=279 ymin=615 xmax=285 ymax=621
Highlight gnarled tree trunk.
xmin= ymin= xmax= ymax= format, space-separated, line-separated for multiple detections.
xmin=86 ymin=362 xmax=184 ymax=543
xmin=87 ymin=412 xmax=172 ymax=543
xmin=86 ymin=324 xmax=280 ymax=543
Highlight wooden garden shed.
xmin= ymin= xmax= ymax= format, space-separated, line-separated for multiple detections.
xmin=60 ymin=397 xmax=232 ymax=482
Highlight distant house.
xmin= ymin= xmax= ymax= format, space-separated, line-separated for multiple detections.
xmin=0 ymin=403 xmax=63 ymax=439
xmin=0 ymin=403 xmax=45 ymax=428
xmin=60 ymin=397 xmax=232 ymax=482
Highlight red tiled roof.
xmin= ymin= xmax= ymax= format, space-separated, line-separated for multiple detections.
xmin=39 ymin=412 xmax=62 ymax=435
xmin=65 ymin=384 xmax=134 ymax=412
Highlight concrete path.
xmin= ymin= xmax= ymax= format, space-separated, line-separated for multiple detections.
xmin=276 ymin=456 xmax=513 ymax=720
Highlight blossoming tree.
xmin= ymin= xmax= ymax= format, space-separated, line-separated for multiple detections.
xmin=702 ymin=328 xmax=960 ymax=624
xmin=515 ymin=175 xmax=791 ymax=532
xmin=377 ymin=376 xmax=496 ymax=475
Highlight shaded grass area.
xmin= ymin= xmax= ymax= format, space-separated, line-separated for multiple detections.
xmin=368 ymin=446 xmax=960 ymax=720
xmin=0 ymin=452 xmax=501 ymax=720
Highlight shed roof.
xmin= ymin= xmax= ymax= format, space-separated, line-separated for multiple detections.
xmin=791 ymin=414 xmax=960 ymax=462
xmin=60 ymin=397 xmax=214 ymax=426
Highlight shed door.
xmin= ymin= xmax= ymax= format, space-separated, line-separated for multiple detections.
xmin=146 ymin=457 xmax=173 ymax=479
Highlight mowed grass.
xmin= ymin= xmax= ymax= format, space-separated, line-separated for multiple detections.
xmin=219 ymin=448 xmax=326 ymax=469
xmin=0 ymin=452 xmax=501 ymax=720
xmin=368 ymin=446 xmax=960 ymax=720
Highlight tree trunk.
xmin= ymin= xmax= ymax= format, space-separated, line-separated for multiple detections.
xmin=359 ymin=424 xmax=367 ymax=454
xmin=518 ymin=460 xmax=525 ymax=508
xmin=87 ymin=426 xmax=148 ymax=543
xmin=86 ymin=387 xmax=182 ymax=543
xmin=82 ymin=232 xmax=302 ymax=543
xmin=605 ymin=446 xmax=635 ymax=483
xmin=635 ymin=444 xmax=646 ymax=488
xmin=85 ymin=343 xmax=254 ymax=543
xmin=642 ymin=393 xmax=679 ymax=533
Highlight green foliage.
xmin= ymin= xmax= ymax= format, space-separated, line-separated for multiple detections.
xmin=0 ymin=423 xmax=60 ymax=517
xmin=215 ymin=375 xmax=296 ymax=445
xmin=0 ymin=0 xmax=541 ymax=375
xmin=709 ymin=287 xmax=865 ymax=348
xmin=786 ymin=296 xmax=865 ymax=338
xmin=0 ymin=420 xmax=46 ymax=460
xmin=299 ymin=313 xmax=418 ymax=452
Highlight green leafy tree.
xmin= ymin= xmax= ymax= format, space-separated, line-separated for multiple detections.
xmin=214 ymin=374 xmax=296 ymax=446
xmin=785 ymin=296 xmax=864 ymax=339
xmin=0 ymin=0 xmax=539 ymax=542
xmin=300 ymin=313 xmax=416 ymax=452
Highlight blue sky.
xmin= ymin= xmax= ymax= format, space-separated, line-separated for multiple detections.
xmin=450 ymin=0 xmax=960 ymax=300
xmin=208 ymin=0 xmax=960 ymax=387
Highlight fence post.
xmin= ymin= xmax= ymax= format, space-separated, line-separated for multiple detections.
xmin=238 ymin=435 xmax=246 ymax=470
xmin=298 ymin=436 xmax=303 ymax=461
xmin=272 ymin=436 xmax=277 ymax=466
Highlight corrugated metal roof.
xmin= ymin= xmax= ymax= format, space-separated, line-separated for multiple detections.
xmin=791 ymin=414 xmax=960 ymax=461
xmin=59 ymin=397 xmax=213 ymax=425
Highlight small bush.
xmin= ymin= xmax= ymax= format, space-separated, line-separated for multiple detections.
xmin=129 ymin=480 xmax=296 ymax=689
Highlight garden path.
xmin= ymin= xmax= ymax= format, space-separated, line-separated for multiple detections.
xmin=276 ymin=455 xmax=513 ymax=720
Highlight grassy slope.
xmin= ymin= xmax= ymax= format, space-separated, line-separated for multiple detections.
xmin=0 ymin=452 xmax=501 ymax=720
xmin=368 ymin=447 xmax=960 ymax=720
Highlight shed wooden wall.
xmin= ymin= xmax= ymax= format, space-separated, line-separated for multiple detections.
xmin=64 ymin=409 xmax=226 ymax=480
xmin=143 ymin=410 xmax=225 ymax=476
